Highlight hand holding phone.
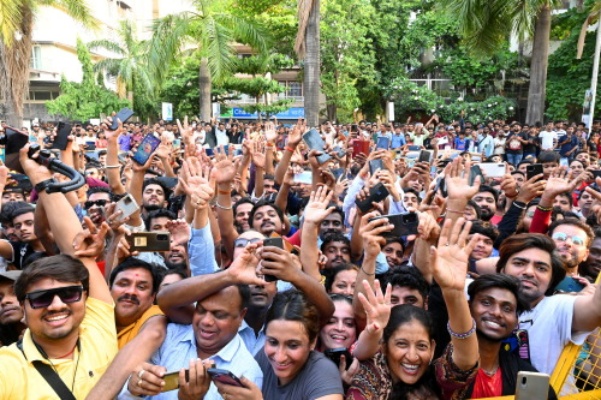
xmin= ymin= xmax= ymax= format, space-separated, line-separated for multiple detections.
xmin=111 ymin=108 xmax=134 ymax=130
xmin=261 ymin=238 xmax=283 ymax=282
xmin=207 ymin=368 xmax=244 ymax=387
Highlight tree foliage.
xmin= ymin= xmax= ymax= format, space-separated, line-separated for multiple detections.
xmin=46 ymin=39 xmax=130 ymax=121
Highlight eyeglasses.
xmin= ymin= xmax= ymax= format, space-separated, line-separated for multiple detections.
xmin=234 ymin=237 xmax=262 ymax=248
xmin=84 ymin=199 xmax=108 ymax=209
xmin=552 ymin=232 xmax=586 ymax=246
xmin=25 ymin=285 xmax=84 ymax=309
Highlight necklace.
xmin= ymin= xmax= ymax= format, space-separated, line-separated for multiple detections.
xmin=481 ymin=365 xmax=499 ymax=377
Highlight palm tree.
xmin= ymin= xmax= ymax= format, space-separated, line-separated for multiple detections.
xmin=439 ymin=0 xmax=562 ymax=125
xmin=148 ymin=0 xmax=270 ymax=121
xmin=0 ymin=0 xmax=94 ymax=126
xmin=295 ymin=0 xmax=320 ymax=127
xmin=88 ymin=20 xmax=154 ymax=106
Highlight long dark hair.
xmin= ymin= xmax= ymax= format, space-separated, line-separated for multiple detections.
xmin=265 ymin=290 xmax=321 ymax=343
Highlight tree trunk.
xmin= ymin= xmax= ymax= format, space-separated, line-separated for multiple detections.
xmin=199 ymin=57 xmax=212 ymax=121
xmin=326 ymin=102 xmax=336 ymax=121
xmin=525 ymin=4 xmax=551 ymax=125
xmin=303 ymin=0 xmax=321 ymax=127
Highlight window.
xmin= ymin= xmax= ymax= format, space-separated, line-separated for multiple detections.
xmin=28 ymin=91 xmax=59 ymax=101
xmin=30 ymin=46 xmax=42 ymax=70
xmin=287 ymin=82 xmax=302 ymax=97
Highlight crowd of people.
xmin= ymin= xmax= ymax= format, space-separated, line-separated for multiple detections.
xmin=1 ymin=113 xmax=601 ymax=399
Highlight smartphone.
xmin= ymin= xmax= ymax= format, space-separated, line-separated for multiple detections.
xmin=161 ymin=370 xmax=189 ymax=392
xmin=591 ymin=170 xmax=601 ymax=180
xmin=4 ymin=127 xmax=30 ymax=172
xmin=52 ymin=122 xmax=72 ymax=151
xmin=126 ymin=232 xmax=171 ymax=252
xmin=303 ymin=129 xmax=331 ymax=164
xmin=478 ymin=163 xmax=506 ymax=178
xmin=132 ymin=134 xmax=161 ymax=165
xmin=368 ymin=213 xmax=419 ymax=238
xmin=262 ymin=237 xmax=283 ymax=282
xmin=418 ymin=150 xmax=432 ymax=164
xmin=369 ymin=159 xmax=384 ymax=175
xmin=331 ymin=168 xmax=345 ymax=181
xmin=526 ymin=164 xmax=544 ymax=180
xmin=434 ymin=176 xmax=448 ymax=197
xmin=333 ymin=146 xmax=346 ymax=158
xmin=469 ymin=165 xmax=484 ymax=186
xmin=293 ymin=171 xmax=313 ymax=185
xmin=554 ymin=276 xmax=585 ymax=293
xmin=324 ymin=347 xmax=353 ymax=370
xmin=205 ymin=148 xmax=215 ymax=157
xmin=115 ymin=194 xmax=139 ymax=222
xmin=352 ymin=140 xmax=370 ymax=157
xmin=376 ymin=137 xmax=390 ymax=150
xmin=110 ymin=107 xmax=134 ymax=130
xmin=515 ymin=371 xmax=550 ymax=400
xmin=173 ymin=138 xmax=181 ymax=149
xmin=207 ymin=368 xmax=244 ymax=388
xmin=355 ymin=182 xmax=390 ymax=214
xmin=408 ymin=145 xmax=421 ymax=151
xmin=351 ymin=124 xmax=358 ymax=133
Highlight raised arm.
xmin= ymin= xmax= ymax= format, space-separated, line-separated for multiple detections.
xmin=213 ymin=152 xmax=241 ymax=259
xmin=274 ymin=120 xmax=305 ymax=185
xmin=431 ymin=218 xmax=479 ymax=370
xmin=104 ymin=121 xmax=127 ymax=195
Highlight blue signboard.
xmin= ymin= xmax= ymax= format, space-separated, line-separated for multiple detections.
xmin=230 ymin=107 xmax=305 ymax=120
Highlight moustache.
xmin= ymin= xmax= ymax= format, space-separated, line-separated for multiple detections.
xmin=118 ymin=294 xmax=140 ymax=305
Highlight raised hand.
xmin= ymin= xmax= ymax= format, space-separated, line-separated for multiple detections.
xmin=212 ymin=151 xmax=239 ymax=185
xmin=444 ymin=157 xmax=481 ymax=201
xmin=359 ymin=212 xmax=393 ymax=258
xmin=544 ymin=166 xmax=581 ymax=197
xmin=303 ymin=185 xmax=335 ymax=225
xmin=176 ymin=116 xmax=194 ymax=145
xmin=430 ymin=217 xmax=477 ymax=292
xmin=179 ymin=158 xmax=215 ymax=210
xmin=73 ymin=218 xmax=110 ymax=259
xmin=226 ymin=242 xmax=265 ymax=286
xmin=264 ymin=121 xmax=278 ymax=143
xmin=165 ymin=219 xmax=191 ymax=246
xmin=250 ymin=139 xmax=266 ymax=169
xmin=357 ymin=279 xmax=392 ymax=335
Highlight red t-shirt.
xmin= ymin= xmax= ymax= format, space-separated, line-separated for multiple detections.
xmin=471 ymin=367 xmax=503 ymax=398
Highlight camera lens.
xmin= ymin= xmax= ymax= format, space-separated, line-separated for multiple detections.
xmin=157 ymin=234 xmax=168 ymax=240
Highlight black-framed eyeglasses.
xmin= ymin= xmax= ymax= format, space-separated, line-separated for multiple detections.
xmin=84 ymin=199 xmax=108 ymax=209
xmin=25 ymin=285 xmax=84 ymax=309
xmin=234 ymin=237 xmax=262 ymax=248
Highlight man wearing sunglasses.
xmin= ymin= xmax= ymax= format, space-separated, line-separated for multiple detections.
xmin=85 ymin=187 xmax=112 ymax=227
xmin=0 ymin=144 xmax=117 ymax=399
xmin=547 ymin=218 xmax=593 ymax=278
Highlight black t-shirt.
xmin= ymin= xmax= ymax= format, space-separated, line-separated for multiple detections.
xmin=506 ymin=132 xmax=527 ymax=154
xmin=9 ymin=241 xmax=35 ymax=270
xmin=522 ymin=132 xmax=539 ymax=154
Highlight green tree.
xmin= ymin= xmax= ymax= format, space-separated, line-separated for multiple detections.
xmin=439 ymin=0 xmax=563 ymax=124
xmin=88 ymin=20 xmax=155 ymax=115
xmin=0 ymin=0 xmax=95 ymax=126
xmin=46 ymin=39 xmax=130 ymax=121
xmin=149 ymin=0 xmax=270 ymax=121
xmin=320 ymin=0 xmax=376 ymax=122
xmin=223 ymin=54 xmax=294 ymax=117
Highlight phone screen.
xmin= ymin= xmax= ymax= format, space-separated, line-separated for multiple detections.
xmin=132 ymin=135 xmax=161 ymax=165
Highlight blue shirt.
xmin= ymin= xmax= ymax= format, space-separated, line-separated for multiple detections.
xmin=119 ymin=325 xmax=263 ymax=399
xmin=238 ymin=320 xmax=266 ymax=356
xmin=391 ymin=133 xmax=406 ymax=149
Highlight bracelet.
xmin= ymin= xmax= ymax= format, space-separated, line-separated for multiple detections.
xmin=446 ymin=208 xmax=463 ymax=215
xmin=360 ymin=265 xmax=375 ymax=276
xmin=447 ymin=319 xmax=476 ymax=340
xmin=215 ymin=202 xmax=232 ymax=210
xmin=512 ymin=201 xmax=527 ymax=210
xmin=285 ymin=146 xmax=296 ymax=153
xmin=105 ymin=164 xmax=121 ymax=169
xmin=266 ymin=143 xmax=274 ymax=148
xmin=34 ymin=179 xmax=56 ymax=194
xmin=537 ymin=205 xmax=553 ymax=212
xmin=218 ymin=189 xmax=231 ymax=195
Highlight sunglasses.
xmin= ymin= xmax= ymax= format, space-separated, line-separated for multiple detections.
xmin=84 ymin=199 xmax=108 ymax=209
xmin=552 ymin=232 xmax=586 ymax=246
xmin=234 ymin=237 xmax=262 ymax=248
xmin=25 ymin=285 xmax=84 ymax=309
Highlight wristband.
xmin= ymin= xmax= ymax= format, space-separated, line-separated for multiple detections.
xmin=266 ymin=143 xmax=274 ymax=148
xmin=215 ymin=202 xmax=232 ymax=210
xmin=105 ymin=165 xmax=121 ymax=169
xmin=512 ymin=201 xmax=527 ymax=210
xmin=447 ymin=319 xmax=476 ymax=340
xmin=34 ymin=178 xmax=57 ymax=194
xmin=285 ymin=146 xmax=296 ymax=153
xmin=218 ymin=189 xmax=231 ymax=195
xmin=360 ymin=265 xmax=375 ymax=276
xmin=445 ymin=208 xmax=463 ymax=215
xmin=537 ymin=205 xmax=552 ymax=212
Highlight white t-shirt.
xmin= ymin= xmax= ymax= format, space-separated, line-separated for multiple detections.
xmin=215 ymin=129 xmax=229 ymax=146
xmin=519 ymin=295 xmax=589 ymax=376
xmin=539 ymin=130 xmax=557 ymax=150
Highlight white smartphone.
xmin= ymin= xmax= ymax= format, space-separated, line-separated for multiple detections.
xmin=115 ymin=194 xmax=139 ymax=222
xmin=478 ymin=162 xmax=506 ymax=178
xmin=293 ymin=171 xmax=313 ymax=185
xmin=515 ymin=371 xmax=550 ymax=399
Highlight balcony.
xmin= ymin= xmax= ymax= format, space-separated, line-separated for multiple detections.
xmin=228 ymin=93 xmax=304 ymax=105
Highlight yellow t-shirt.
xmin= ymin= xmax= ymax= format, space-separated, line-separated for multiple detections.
xmin=117 ymin=304 xmax=165 ymax=349
xmin=0 ymin=297 xmax=118 ymax=399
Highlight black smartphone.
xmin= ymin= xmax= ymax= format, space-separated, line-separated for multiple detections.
xmin=303 ymin=128 xmax=331 ymax=164
xmin=351 ymin=124 xmax=358 ymax=133
xmin=368 ymin=212 xmax=419 ymax=238
xmin=369 ymin=159 xmax=384 ymax=175
xmin=110 ymin=107 xmax=134 ymax=130
xmin=469 ymin=165 xmax=484 ymax=186
xmin=126 ymin=232 xmax=171 ymax=252
xmin=262 ymin=237 xmax=283 ymax=282
xmin=324 ymin=347 xmax=353 ymax=370
xmin=132 ymin=134 xmax=161 ymax=165
xmin=376 ymin=137 xmax=390 ymax=150
xmin=526 ymin=164 xmax=544 ymax=180
xmin=207 ymin=368 xmax=244 ymax=388
xmin=434 ymin=176 xmax=448 ymax=197
xmin=591 ymin=170 xmax=601 ymax=180
xmin=418 ymin=150 xmax=432 ymax=164
xmin=355 ymin=182 xmax=390 ymax=214
xmin=554 ymin=276 xmax=585 ymax=293
xmin=52 ymin=122 xmax=72 ymax=150
xmin=205 ymin=148 xmax=215 ymax=157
